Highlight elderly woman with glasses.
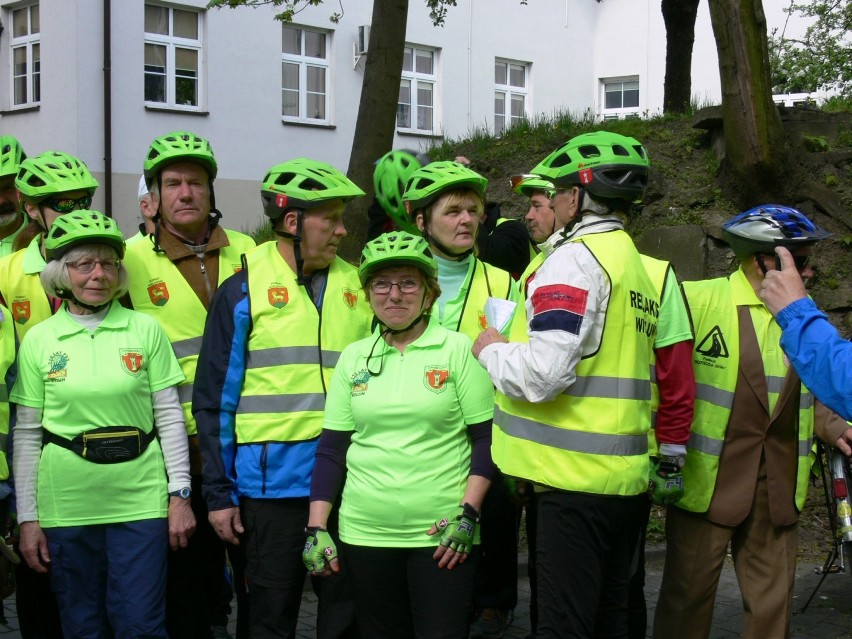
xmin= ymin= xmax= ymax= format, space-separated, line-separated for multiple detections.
xmin=303 ymin=232 xmax=496 ymax=639
xmin=11 ymin=210 xmax=195 ymax=639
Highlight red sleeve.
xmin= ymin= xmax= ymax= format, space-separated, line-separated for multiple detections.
xmin=654 ymin=340 xmax=695 ymax=446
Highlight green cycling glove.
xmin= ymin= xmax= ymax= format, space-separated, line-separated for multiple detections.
xmin=435 ymin=503 xmax=480 ymax=554
xmin=649 ymin=455 xmax=685 ymax=506
xmin=303 ymin=526 xmax=338 ymax=572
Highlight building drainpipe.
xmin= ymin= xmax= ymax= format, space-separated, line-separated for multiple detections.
xmin=103 ymin=0 xmax=112 ymax=217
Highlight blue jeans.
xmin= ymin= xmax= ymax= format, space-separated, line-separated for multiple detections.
xmin=46 ymin=518 xmax=168 ymax=639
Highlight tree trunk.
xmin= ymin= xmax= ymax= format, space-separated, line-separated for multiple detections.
xmin=339 ymin=0 xmax=409 ymax=263
xmin=662 ymin=0 xmax=701 ymax=114
xmin=707 ymin=0 xmax=793 ymax=206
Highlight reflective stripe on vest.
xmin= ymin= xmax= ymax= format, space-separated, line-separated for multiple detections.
xmin=679 ymin=275 xmax=815 ymax=513
xmin=124 ymin=229 xmax=255 ymax=436
xmin=236 ymin=242 xmax=372 ymax=444
xmin=493 ymin=230 xmax=657 ymax=495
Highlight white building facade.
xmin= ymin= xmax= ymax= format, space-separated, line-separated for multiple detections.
xmin=0 ymin=0 xmax=799 ymax=235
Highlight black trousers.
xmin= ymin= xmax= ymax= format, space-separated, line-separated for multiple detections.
xmin=242 ymin=497 xmax=358 ymax=639
xmin=535 ymin=491 xmax=646 ymax=639
xmin=626 ymin=498 xmax=653 ymax=639
xmin=166 ymin=474 xmax=232 ymax=639
xmin=473 ymin=472 xmax=521 ymax=611
xmin=340 ymin=542 xmax=477 ymax=639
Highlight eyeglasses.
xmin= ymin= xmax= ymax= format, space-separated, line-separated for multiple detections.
xmin=40 ymin=195 xmax=93 ymax=213
xmin=66 ymin=258 xmax=121 ymax=274
xmin=369 ymin=279 xmax=422 ymax=294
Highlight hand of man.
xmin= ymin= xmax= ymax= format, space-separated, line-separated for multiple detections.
xmin=208 ymin=506 xmax=244 ymax=545
xmin=303 ymin=527 xmax=339 ymax=576
xmin=472 ymin=327 xmax=508 ymax=359
xmin=649 ymin=456 xmax=685 ymax=506
xmin=836 ymin=428 xmax=852 ymax=457
xmin=19 ymin=521 xmax=50 ymax=573
xmin=759 ymin=247 xmax=808 ymax=317
xmin=168 ymin=496 xmax=197 ymax=550
xmin=427 ymin=503 xmax=479 ymax=570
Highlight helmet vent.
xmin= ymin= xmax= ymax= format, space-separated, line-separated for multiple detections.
xmin=578 ymin=145 xmax=602 ymax=159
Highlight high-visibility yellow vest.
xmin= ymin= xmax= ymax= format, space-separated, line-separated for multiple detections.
xmin=0 ymin=304 xmax=15 ymax=481
xmin=236 ymin=241 xmax=373 ymax=444
xmin=679 ymin=274 xmax=815 ymax=512
xmin=493 ymin=230 xmax=658 ymax=495
xmin=0 ymin=239 xmax=51 ymax=341
xmin=455 ymin=258 xmax=515 ymax=342
xmin=123 ymin=230 xmax=255 ymax=435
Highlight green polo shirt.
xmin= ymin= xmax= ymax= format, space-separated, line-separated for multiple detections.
xmin=655 ymin=267 xmax=692 ymax=349
xmin=323 ymin=318 xmax=494 ymax=547
xmin=11 ymin=302 xmax=184 ymax=527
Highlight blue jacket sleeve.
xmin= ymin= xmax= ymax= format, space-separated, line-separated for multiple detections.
xmin=193 ymin=270 xmax=250 ymax=511
xmin=777 ymin=297 xmax=852 ymax=421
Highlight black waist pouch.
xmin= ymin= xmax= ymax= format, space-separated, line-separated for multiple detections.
xmin=43 ymin=426 xmax=157 ymax=464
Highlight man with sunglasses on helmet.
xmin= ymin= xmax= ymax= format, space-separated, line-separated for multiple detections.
xmin=653 ymin=205 xmax=852 ymax=639
xmin=472 ymin=131 xmax=661 ymax=638
xmin=0 ymin=136 xmax=28 ymax=258
xmin=122 ymin=131 xmax=255 ymax=639
xmin=194 ymin=159 xmax=372 ymax=639
xmin=760 ymin=246 xmax=852 ymax=421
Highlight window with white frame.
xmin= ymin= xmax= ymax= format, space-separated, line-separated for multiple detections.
xmin=10 ymin=3 xmax=40 ymax=107
xmin=601 ymin=77 xmax=640 ymax=119
xmin=144 ymin=4 xmax=202 ymax=109
xmin=397 ymin=46 xmax=436 ymax=133
xmin=281 ymin=26 xmax=330 ymax=123
xmin=494 ymin=60 xmax=528 ymax=135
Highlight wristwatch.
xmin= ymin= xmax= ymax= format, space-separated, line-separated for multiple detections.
xmin=169 ymin=487 xmax=192 ymax=499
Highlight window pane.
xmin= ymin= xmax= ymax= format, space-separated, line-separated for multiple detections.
xmin=417 ymin=82 xmax=433 ymax=107
xmin=282 ymin=62 xmax=299 ymax=90
xmin=12 ymin=8 xmax=28 ymax=37
xmin=402 ymin=47 xmax=413 ymax=72
xmin=494 ymin=92 xmax=505 ymax=116
xmin=415 ymin=50 xmax=433 ymax=74
xmin=605 ymin=87 xmax=621 ymax=109
xmin=509 ymin=64 xmax=525 ymax=88
xmin=307 ymin=66 xmax=325 ymax=93
xmin=32 ymin=43 xmax=40 ymax=102
xmin=495 ymin=114 xmax=505 ymax=136
xmin=282 ymin=89 xmax=299 ymax=117
xmin=623 ymin=82 xmax=640 ymax=108
xmin=175 ymin=77 xmax=197 ymax=105
xmin=176 ymin=48 xmax=198 ymax=75
xmin=418 ymin=106 xmax=433 ymax=131
xmin=511 ymin=94 xmax=525 ymax=118
xmin=307 ymin=93 xmax=325 ymax=120
xmin=144 ymin=44 xmax=167 ymax=102
xmin=305 ymin=31 xmax=326 ymax=59
xmin=282 ymin=27 xmax=301 ymax=55
xmin=13 ymin=47 xmax=26 ymax=105
xmin=145 ymin=5 xmax=169 ymax=35
xmin=495 ymin=61 xmax=507 ymax=85
xmin=174 ymin=10 xmax=198 ymax=39
xmin=397 ymin=80 xmax=411 ymax=128
xmin=30 ymin=5 xmax=39 ymax=33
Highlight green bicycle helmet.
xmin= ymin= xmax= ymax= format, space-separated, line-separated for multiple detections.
xmin=0 ymin=136 xmax=26 ymax=179
xmin=532 ymin=131 xmax=650 ymax=203
xmin=402 ymin=161 xmax=488 ymax=213
xmin=15 ymin=151 xmax=99 ymax=201
xmin=373 ymin=150 xmax=430 ymax=234
xmin=722 ymin=204 xmax=830 ymax=259
xmin=510 ymin=174 xmax=555 ymax=198
xmin=260 ymin=158 xmax=365 ymax=220
xmin=44 ymin=210 xmax=126 ymax=261
xmin=358 ymin=231 xmax=438 ymax=285
xmin=144 ymin=131 xmax=218 ymax=185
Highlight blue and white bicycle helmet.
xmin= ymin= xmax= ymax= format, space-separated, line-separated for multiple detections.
xmin=722 ymin=204 xmax=830 ymax=258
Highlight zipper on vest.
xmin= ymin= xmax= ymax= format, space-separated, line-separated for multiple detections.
xmin=260 ymin=443 xmax=268 ymax=494
xmin=198 ymin=256 xmax=214 ymax=304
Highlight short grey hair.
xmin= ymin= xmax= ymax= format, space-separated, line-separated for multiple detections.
xmin=40 ymin=244 xmax=128 ymax=300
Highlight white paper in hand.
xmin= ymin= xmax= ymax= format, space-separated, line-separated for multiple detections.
xmin=484 ymin=297 xmax=517 ymax=333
